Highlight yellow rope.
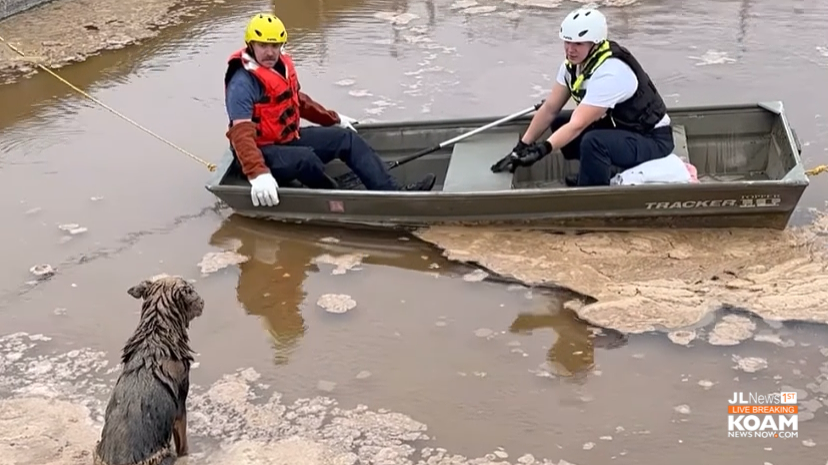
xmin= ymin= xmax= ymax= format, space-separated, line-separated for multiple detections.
xmin=0 ymin=35 xmax=216 ymax=172
xmin=3 ymin=35 xmax=825 ymax=179
xmin=806 ymin=165 xmax=828 ymax=176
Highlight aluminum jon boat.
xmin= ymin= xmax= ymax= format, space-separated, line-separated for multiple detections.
xmin=205 ymin=101 xmax=808 ymax=231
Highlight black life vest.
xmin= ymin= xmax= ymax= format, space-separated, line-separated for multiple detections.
xmin=565 ymin=40 xmax=667 ymax=133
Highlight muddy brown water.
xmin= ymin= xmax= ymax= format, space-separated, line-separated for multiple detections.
xmin=2 ymin=0 xmax=828 ymax=463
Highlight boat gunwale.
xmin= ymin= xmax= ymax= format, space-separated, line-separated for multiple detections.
xmin=206 ymin=178 xmax=808 ymax=199
xmin=216 ymin=208 xmax=798 ymax=232
xmin=205 ymin=100 xmax=810 ymax=196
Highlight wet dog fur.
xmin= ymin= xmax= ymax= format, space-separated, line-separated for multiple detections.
xmin=93 ymin=275 xmax=204 ymax=465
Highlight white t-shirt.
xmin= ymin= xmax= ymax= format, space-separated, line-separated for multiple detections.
xmin=556 ymin=58 xmax=670 ymax=128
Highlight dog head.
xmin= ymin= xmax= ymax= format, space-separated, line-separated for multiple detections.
xmin=128 ymin=275 xmax=204 ymax=324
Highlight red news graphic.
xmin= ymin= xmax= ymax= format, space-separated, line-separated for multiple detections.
xmin=728 ymin=405 xmax=799 ymax=414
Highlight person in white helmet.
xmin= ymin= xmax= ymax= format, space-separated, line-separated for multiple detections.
xmin=492 ymin=7 xmax=674 ymax=186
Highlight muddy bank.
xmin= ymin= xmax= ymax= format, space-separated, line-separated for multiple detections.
xmin=0 ymin=0 xmax=218 ymax=84
xmin=415 ymin=211 xmax=828 ymax=335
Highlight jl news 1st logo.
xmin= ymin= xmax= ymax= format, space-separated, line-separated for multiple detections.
xmin=727 ymin=391 xmax=799 ymax=438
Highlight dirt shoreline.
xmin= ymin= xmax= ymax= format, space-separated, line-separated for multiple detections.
xmin=0 ymin=0 xmax=211 ymax=85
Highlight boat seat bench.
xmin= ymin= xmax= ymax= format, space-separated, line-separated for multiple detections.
xmin=440 ymin=126 xmax=688 ymax=192
xmin=442 ymin=132 xmax=518 ymax=192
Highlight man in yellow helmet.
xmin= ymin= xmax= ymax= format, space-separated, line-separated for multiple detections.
xmin=225 ymin=13 xmax=436 ymax=207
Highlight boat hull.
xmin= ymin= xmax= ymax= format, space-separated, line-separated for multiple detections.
xmin=206 ymin=101 xmax=808 ymax=231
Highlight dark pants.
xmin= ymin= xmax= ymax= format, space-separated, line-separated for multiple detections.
xmin=551 ymin=110 xmax=675 ymax=186
xmin=257 ymin=127 xmax=399 ymax=190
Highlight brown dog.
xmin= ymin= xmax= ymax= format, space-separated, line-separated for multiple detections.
xmin=93 ymin=275 xmax=204 ymax=465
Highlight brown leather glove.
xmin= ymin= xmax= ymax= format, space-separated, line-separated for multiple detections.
xmin=298 ymin=91 xmax=339 ymax=126
xmin=226 ymin=121 xmax=269 ymax=178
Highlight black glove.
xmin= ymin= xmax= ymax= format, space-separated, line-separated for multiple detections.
xmin=513 ymin=141 xmax=552 ymax=168
xmin=512 ymin=140 xmax=531 ymax=154
xmin=491 ymin=140 xmax=532 ymax=173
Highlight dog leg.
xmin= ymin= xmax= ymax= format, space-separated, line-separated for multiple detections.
xmin=161 ymin=359 xmax=190 ymax=457
xmin=173 ymin=407 xmax=188 ymax=456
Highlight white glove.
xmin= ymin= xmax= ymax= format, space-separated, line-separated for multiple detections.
xmin=249 ymin=172 xmax=279 ymax=207
xmin=337 ymin=114 xmax=358 ymax=132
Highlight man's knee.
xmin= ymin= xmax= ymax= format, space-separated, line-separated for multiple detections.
xmin=579 ymin=131 xmax=604 ymax=151
xmin=578 ymin=132 xmax=612 ymax=164
xmin=326 ymin=126 xmax=370 ymax=152
xmin=580 ymin=130 xmax=649 ymax=170
xmin=306 ymin=126 xmax=353 ymax=145
xmin=261 ymin=145 xmax=324 ymax=179
xmin=660 ymin=133 xmax=676 ymax=157
xmin=293 ymin=150 xmax=326 ymax=173
xmin=326 ymin=126 xmax=353 ymax=137
xmin=298 ymin=126 xmax=365 ymax=163
xmin=325 ymin=128 xmax=380 ymax=163
xmin=281 ymin=149 xmax=326 ymax=183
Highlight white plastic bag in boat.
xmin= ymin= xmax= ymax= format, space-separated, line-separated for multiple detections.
xmin=610 ymin=154 xmax=697 ymax=186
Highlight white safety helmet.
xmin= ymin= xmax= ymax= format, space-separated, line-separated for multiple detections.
xmin=559 ymin=8 xmax=607 ymax=44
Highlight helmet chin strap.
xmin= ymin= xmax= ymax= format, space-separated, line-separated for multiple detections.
xmin=584 ymin=40 xmax=605 ymax=62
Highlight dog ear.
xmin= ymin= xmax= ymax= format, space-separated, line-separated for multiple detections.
xmin=127 ymin=280 xmax=152 ymax=299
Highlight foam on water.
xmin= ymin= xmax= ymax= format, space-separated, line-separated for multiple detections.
xmin=340 ymin=5 xmax=497 ymax=118
xmin=499 ymin=0 xmax=637 ymax=8
xmin=0 ymin=332 xmax=580 ymax=465
xmin=450 ymin=0 xmax=480 ymax=9
xmin=502 ymin=0 xmax=562 ymax=9
xmin=338 ymin=0 xmax=649 ymax=120
xmin=415 ymin=212 xmax=828 ymax=335
xmin=460 ymin=5 xmax=499 ymax=14
xmin=688 ymin=49 xmax=738 ymax=66
xmin=372 ymin=12 xmax=420 ymax=26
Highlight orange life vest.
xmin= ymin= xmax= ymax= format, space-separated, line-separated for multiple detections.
xmin=224 ymin=48 xmax=302 ymax=146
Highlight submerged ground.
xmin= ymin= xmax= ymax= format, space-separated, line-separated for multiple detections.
xmin=1 ymin=0 xmax=827 ymax=463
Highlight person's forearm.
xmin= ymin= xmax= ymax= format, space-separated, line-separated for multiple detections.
xmin=298 ymin=91 xmax=339 ymax=126
xmin=520 ymin=84 xmax=570 ymax=144
xmin=547 ymin=122 xmax=582 ymax=151
xmin=521 ymin=107 xmax=557 ymax=144
xmin=227 ymin=121 xmax=269 ymax=179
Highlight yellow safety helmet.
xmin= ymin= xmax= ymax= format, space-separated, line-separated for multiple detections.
xmin=244 ymin=13 xmax=288 ymax=44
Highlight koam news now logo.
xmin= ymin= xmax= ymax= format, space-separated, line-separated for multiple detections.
xmin=728 ymin=391 xmax=798 ymax=438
